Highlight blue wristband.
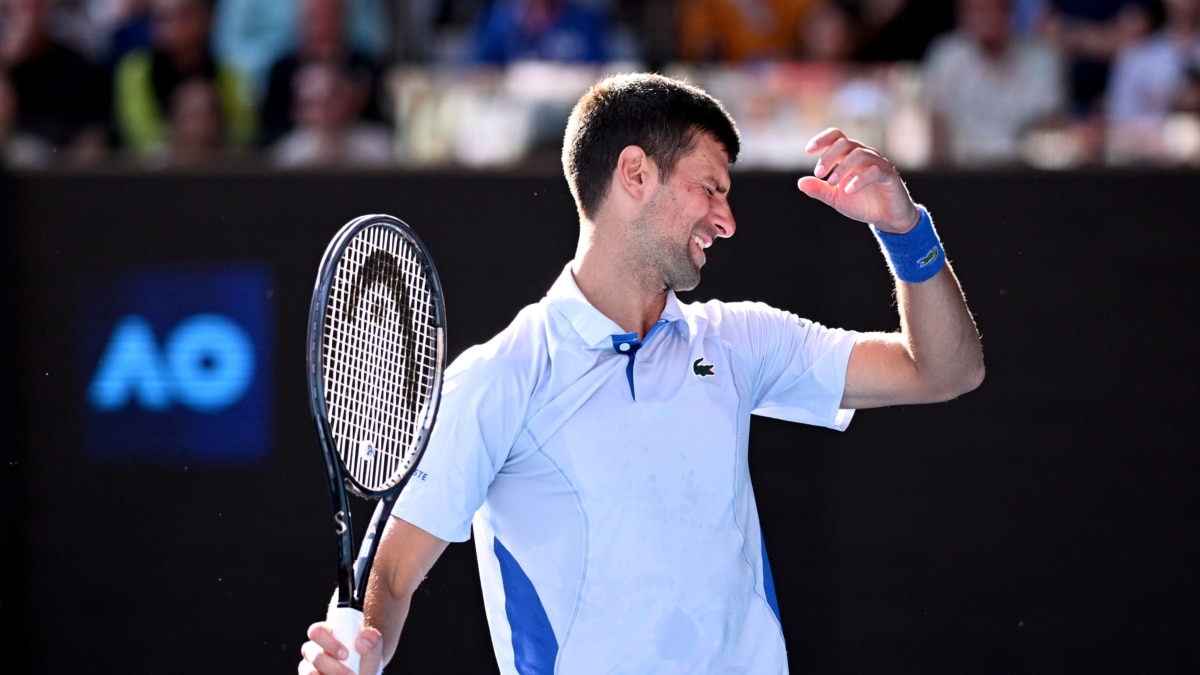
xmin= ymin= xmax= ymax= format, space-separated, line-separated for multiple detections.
xmin=871 ymin=205 xmax=944 ymax=283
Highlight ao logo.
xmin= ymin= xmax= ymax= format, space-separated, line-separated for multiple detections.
xmin=88 ymin=313 xmax=256 ymax=413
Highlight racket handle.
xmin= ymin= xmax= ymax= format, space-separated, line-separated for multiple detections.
xmin=326 ymin=603 xmax=364 ymax=674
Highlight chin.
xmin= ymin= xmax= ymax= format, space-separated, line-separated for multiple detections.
xmin=668 ymin=271 xmax=702 ymax=292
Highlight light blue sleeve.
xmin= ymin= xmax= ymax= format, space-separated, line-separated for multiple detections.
xmin=391 ymin=315 xmax=541 ymax=541
xmin=717 ymin=301 xmax=857 ymax=431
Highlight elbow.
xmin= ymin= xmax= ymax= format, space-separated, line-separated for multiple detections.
xmin=962 ymin=358 xmax=986 ymax=395
xmin=917 ymin=355 xmax=985 ymax=404
xmin=939 ymin=356 xmax=986 ymax=401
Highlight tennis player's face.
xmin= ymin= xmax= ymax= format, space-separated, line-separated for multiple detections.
xmin=638 ymin=132 xmax=736 ymax=292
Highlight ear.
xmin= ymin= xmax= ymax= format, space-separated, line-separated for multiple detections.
xmin=613 ymin=145 xmax=655 ymax=203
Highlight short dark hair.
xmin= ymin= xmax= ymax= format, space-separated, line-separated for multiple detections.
xmin=562 ymin=73 xmax=740 ymax=220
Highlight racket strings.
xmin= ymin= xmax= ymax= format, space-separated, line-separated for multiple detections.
xmin=328 ymin=259 xmax=429 ymax=486
xmin=322 ymin=225 xmax=441 ymax=492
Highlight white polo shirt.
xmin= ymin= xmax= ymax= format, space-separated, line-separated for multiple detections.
xmin=393 ymin=265 xmax=857 ymax=674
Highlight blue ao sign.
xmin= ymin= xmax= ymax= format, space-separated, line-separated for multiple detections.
xmin=83 ymin=266 xmax=273 ymax=466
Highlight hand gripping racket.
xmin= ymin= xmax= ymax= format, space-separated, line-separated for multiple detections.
xmin=307 ymin=214 xmax=446 ymax=673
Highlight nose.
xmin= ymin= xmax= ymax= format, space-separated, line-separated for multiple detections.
xmin=712 ymin=199 xmax=736 ymax=239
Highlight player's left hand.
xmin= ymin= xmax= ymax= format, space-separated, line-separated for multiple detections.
xmin=797 ymin=128 xmax=919 ymax=234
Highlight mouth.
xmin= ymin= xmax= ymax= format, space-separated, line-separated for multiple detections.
xmin=692 ymin=234 xmax=710 ymax=266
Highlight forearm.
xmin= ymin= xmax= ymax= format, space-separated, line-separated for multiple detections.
xmin=894 ymin=262 xmax=985 ymax=401
xmin=842 ymin=212 xmax=984 ymax=409
xmin=362 ymin=571 xmax=415 ymax=665
xmin=843 ymin=262 xmax=983 ymax=409
xmin=362 ymin=517 xmax=449 ymax=666
xmin=872 ymin=204 xmax=983 ymax=399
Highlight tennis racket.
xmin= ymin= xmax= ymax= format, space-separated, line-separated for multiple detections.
xmin=307 ymin=214 xmax=447 ymax=674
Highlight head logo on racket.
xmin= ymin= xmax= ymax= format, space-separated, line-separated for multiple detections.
xmin=345 ymin=249 xmax=407 ymax=326
xmin=340 ymin=247 xmax=423 ymax=459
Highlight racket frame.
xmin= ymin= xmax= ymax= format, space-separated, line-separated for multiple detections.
xmin=306 ymin=214 xmax=447 ymax=612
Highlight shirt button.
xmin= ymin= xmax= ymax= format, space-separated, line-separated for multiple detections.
xmin=618 ymin=343 xmax=631 ymax=352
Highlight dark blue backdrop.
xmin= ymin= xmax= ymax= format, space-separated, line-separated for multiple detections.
xmin=3 ymin=168 xmax=1197 ymax=673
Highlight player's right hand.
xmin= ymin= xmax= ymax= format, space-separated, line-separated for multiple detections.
xmin=797 ymin=127 xmax=918 ymax=233
xmin=299 ymin=621 xmax=384 ymax=675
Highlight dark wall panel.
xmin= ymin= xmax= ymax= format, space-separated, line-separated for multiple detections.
xmin=6 ymin=169 xmax=1198 ymax=673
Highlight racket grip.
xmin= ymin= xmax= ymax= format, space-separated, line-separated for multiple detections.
xmin=326 ymin=602 xmax=364 ymax=674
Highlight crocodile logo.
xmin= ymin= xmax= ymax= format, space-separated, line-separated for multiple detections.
xmin=918 ymin=246 xmax=940 ymax=267
xmin=692 ymin=358 xmax=715 ymax=377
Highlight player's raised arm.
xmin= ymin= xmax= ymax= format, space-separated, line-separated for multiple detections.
xmin=798 ymin=128 xmax=985 ymax=409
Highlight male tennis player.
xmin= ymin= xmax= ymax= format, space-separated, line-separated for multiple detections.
xmin=300 ymin=72 xmax=984 ymax=675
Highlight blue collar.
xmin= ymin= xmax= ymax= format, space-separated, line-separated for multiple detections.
xmin=610 ymin=318 xmax=671 ymax=355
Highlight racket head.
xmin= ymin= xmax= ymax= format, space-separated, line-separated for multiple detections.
xmin=307 ymin=214 xmax=447 ymax=500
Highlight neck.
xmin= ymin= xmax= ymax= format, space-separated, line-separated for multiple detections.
xmin=572 ymin=219 xmax=669 ymax=339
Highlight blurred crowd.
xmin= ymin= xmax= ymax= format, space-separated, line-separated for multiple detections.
xmin=2 ymin=0 xmax=1198 ymax=171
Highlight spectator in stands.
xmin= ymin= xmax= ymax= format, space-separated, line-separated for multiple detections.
xmin=0 ymin=0 xmax=111 ymax=166
xmin=113 ymin=0 xmax=255 ymax=161
xmin=258 ymin=0 xmax=383 ymax=148
xmin=1106 ymin=0 xmax=1200 ymax=162
xmin=924 ymin=0 xmax=1066 ymax=166
xmin=209 ymin=0 xmax=295 ymax=101
xmin=851 ymin=0 xmax=955 ymax=61
xmin=103 ymin=0 xmax=154 ymax=66
xmin=676 ymin=0 xmax=822 ymax=63
xmin=52 ymin=0 xmax=152 ymax=65
xmin=212 ymin=0 xmax=386 ymax=101
xmin=1 ymin=69 xmax=53 ymax=167
xmin=160 ymin=76 xmax=236 ymax=166
xmin=153 ymin=75 xmax=214 ymax=166
xmin=269 ymin=59 xmax=392 ymax=168
xmin=1035 ymin=0 xmax=1158 ymax=117
xmin=800 ymin=0 xmax=863 ymax=62
xmin=470 ymin=0 xmax=610 ymax=64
